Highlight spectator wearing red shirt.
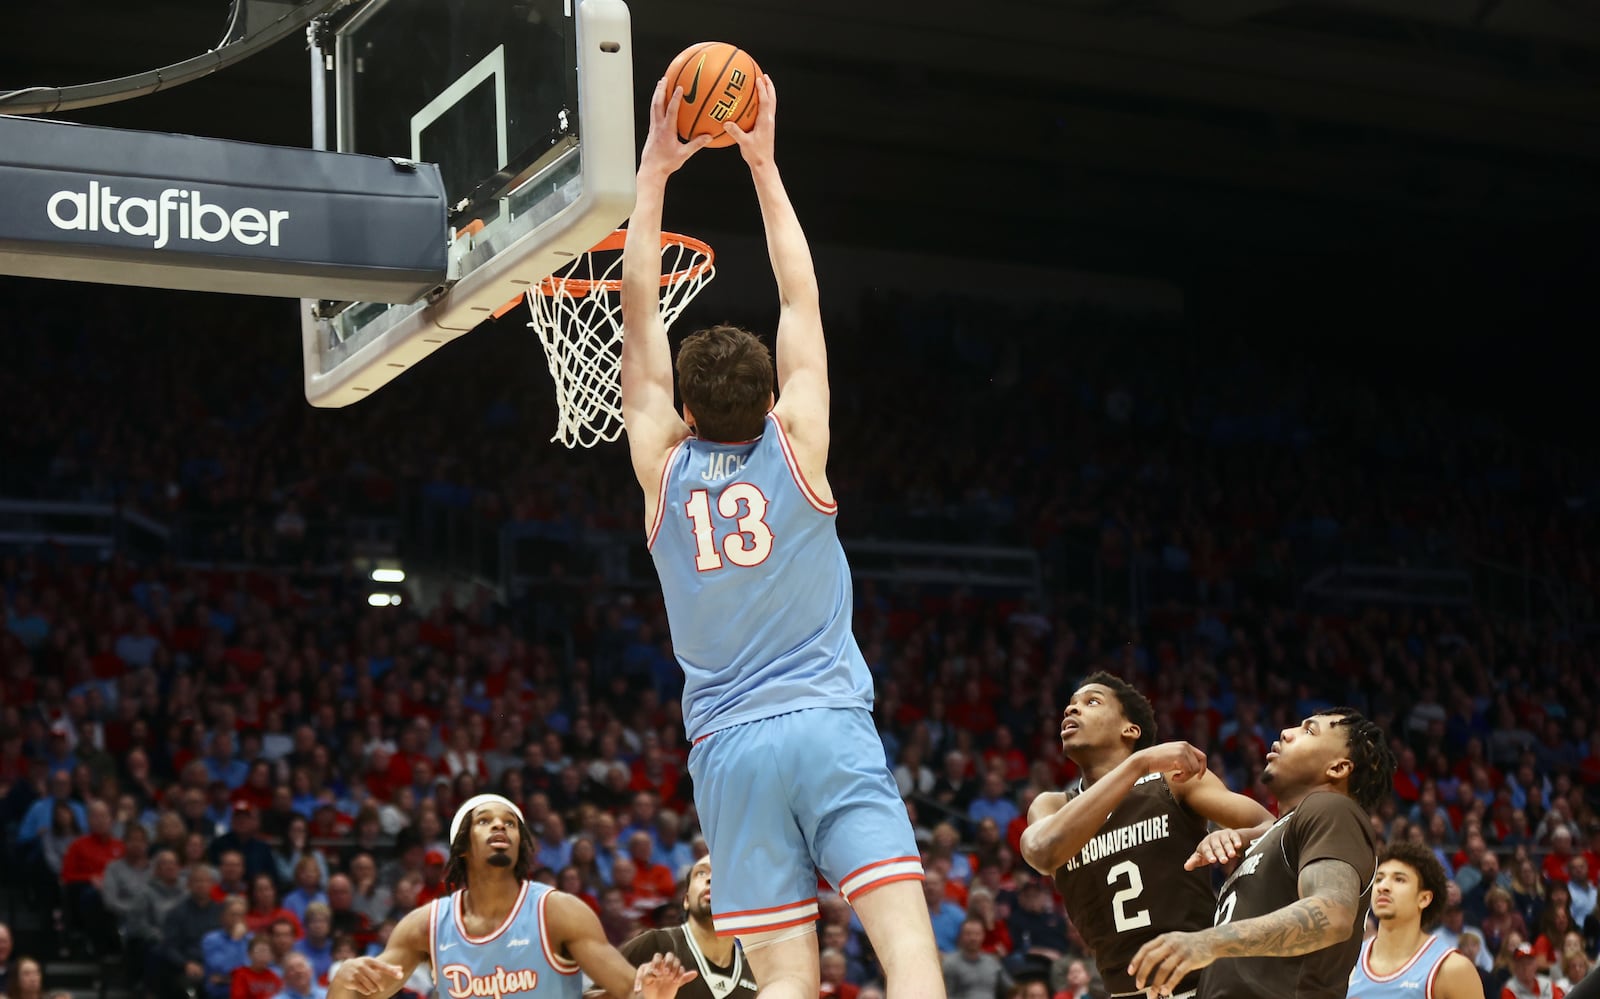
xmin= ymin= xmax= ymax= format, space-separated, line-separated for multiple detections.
xmin=622 ymin=832 xmax=675 ymax=912
xmin=1544 ymin=827 xmax=1582 ymax=885
xmin=981 ymin=726 xmax=1030 ymax=784
xmin=819 ymin=948 xmax=859 ymax=999
xmin=949 ymin=679 xmax=998 ymax=734
xmin=61 ymin=799 xmax=125 ymax=952
xmin=230 ymin=937 xmax=282 ymax=999
xmin=966 ymin=888 xmax=1012 ymax=958
xmin=628 ymin=746 xmax=681 ymax=805
xmin=244 ymin=874 xmax=303 ymax=939
xmin=415 ymin=852 xmax=447 ymax=906
xmin=1393 ymin=747 xmax=1425 ymax=804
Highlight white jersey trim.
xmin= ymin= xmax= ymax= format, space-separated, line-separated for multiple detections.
xmin=769 ymin=413 xmax=836 ymax=515
xmin=452 ymin=880 xmax=531 ymax=944
xmin=647 ymin=438 xmax=690 ymax=549
xmin=536 ymin=888 xmax=580 ymax=975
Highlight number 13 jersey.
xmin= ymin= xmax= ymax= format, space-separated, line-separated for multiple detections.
xmin=649 ymin=413 xmax=873 ymax=744
xmin=1050 ymin=772 xmax=1216 ymax=996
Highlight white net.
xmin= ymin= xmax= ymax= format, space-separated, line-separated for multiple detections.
xmin=525 ymin=232 xmax=714 ymax=448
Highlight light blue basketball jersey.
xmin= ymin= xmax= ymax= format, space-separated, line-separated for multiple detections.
xmin=648 ymin=413 xmax=873 ymax=743
xmin=1347 ymin=934 xmax=1453 ymax=999
xmin=429 ymin=881 xmax=580 ymax=999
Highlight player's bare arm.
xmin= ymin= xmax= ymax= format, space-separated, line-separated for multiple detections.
xmin=1183 ymin=819 xmax=1276 ymax=870
xmin=1128 ymin=858 xmax=1361 ymax=994
xmin=326 ymin=904 xmax=428 ymax=999
xmin=1169 ymin=772 xmax=1275 ymax=867
xmin=620 ymin=77 xmax=706 ymax=499
xmin=547 ymin=891 xmax=697 ymax=999
xmin=1432 ymin=951 xmax=1487 ymax=999
xmin=1019 ymin=741 xmax=1207 ymax=876
xmin=724 ymin=77 xmax=832 ymax=495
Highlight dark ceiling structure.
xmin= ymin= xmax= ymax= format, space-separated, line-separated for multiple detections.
xmin=4 ymin=0 xmax=1599 ymax=280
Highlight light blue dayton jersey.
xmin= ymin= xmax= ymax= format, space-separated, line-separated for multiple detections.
xmin=429 ymin=881 xmax=580 ymax=999
xmin=648 ymin=412 xmax=874 ymax=743
xmin=1347 ymin=934 xmax=1454 ymax=999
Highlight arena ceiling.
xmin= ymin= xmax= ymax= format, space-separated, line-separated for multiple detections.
xmin=4 ymin=0 xmax=1600 ymax=275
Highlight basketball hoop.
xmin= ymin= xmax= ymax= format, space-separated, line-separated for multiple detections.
xmin=522 ymin=229 xmax=714 ymax=448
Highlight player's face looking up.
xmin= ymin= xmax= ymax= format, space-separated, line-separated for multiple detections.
xmin=472 ymin=804 xmax=519 ymax=868
xmin=685 ymin=857 xmax=713 ymax=917
xmin=1262 ymin=715 xmax=1353 ymax=793
xmin=1371 ymin=859 xmax=1429 ymax=922
xmin=1060 ymin=684 xmax=1139 ymax=754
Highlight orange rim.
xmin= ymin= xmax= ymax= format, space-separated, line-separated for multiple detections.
xmin=492 ymin=230 xmax=713 ymax=318
xmin=537 ymin=229 xmax=714 ymax=297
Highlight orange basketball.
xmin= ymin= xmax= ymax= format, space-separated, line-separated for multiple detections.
xmin=663 ymin=42 xmax=762 ymax=148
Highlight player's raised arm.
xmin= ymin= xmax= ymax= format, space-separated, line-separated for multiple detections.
xmin=620 ymin=78 xmax=706 ymax=489
xmin=1170 ymin=769 xmax=1276 ymax=866
xmin=325 ymin=905 xmax=428 ymax=999
xmin=725 ymin=77 xmax=831 ymax=465
xmin=547 ymin=891 xmax=696 ymax=999
xmin=1020 ymin=741 xmax=1207 ymax=876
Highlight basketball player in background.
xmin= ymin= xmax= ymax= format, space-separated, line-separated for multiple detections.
xmin=1129 ymin=709 xmax=1395 ymax=999
xmin=619 ymin=75 xmax=945 ymax=999
xmin=326 ymin=794 xmax=695 ymax=999
xmin=586 ymin=858 xmax=758 ymax=999
xmin=1021 ymin=672 xmax=1275 ymax=998
xmin=1346 ymin=842 xmax=1483 ymax=999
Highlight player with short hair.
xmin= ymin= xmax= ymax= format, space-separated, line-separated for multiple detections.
xmin=1346 ymin=841 xmax=1483 ymax=999
xmin=585 ymin=858 xmax=757 ymax=999
xmin=1130 ymin=708 xmax=1396 ymax=999
xmin=1021 ymin=672 xmax=1274 ymax=998
xmin=326 ymin=794 xmax=694 ymax=999
xmin=620 ymin=75 xmax=944 ymax=999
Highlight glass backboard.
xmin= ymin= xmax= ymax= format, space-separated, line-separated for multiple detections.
xmin=300 ymin=0 xmax=635 ymax=407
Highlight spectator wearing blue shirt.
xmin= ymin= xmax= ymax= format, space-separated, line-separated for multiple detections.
xmin=203 ymin=732 xmax=249 ymax=791
xmin=652 ymin=810 xmax=696 ymax=879
xmin=5 ymin=592 xmax=50 ymax=649
xmin=292 ymin=904 xmax=334 ymax=981
xmin=281 ymin=853 xmax=328 ymax=925
xmin=272 ymin=953 xmax=325 ymax=999
xmin=924 ymin=871 xmax=968 ymax=953
xmin=201 ymin=897 xmax=251 ymax=999
xmin=17 ymin=770 xmax=85 ymax=845
xmin=534 ymin=813 xmax=572 ymax=873
xmin=967 ymin=771 xmax=1020 ymax=835
xmin=208 ymin=801 xmax=277 ymax=882
xmin=41 ymin=723 xmax=79 ymax=777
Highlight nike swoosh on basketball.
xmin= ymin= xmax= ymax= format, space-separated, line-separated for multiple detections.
xmin=684 ymin=55 xmax=707 ymax=103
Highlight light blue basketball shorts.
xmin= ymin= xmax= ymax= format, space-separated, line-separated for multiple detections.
xmin=687 ymin=705 xmax=925 ymax=937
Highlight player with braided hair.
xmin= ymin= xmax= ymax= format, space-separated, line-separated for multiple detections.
xmin=328 ymin=795 xmax=696 ymax=999
xmin=1130 ymin=709 xmax=1395 ymax=999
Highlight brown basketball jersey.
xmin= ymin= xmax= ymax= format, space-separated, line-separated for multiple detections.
xmin=1199 ymin=790 xmax=1377 ymax=999
xmin=1050 ymin=771 xmax=1216 ymax=995
xmin=616 ymin=924 xmax=758 ymax=999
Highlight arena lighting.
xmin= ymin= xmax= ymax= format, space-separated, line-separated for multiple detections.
xmin=368 ymin=593 xmax=403 ymax=607
xmin=371 ymin=568 xmax=405 ymax=583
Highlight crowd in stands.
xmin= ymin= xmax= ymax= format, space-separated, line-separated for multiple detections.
xmin=1 ymin=280 xmax=1599 ymax=999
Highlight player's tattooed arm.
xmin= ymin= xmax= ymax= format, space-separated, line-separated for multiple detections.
xmin=1208 ymin=858 xmax=1359 ymax=957
xmin=1129 ymin=858 xmax=1360 ymax=994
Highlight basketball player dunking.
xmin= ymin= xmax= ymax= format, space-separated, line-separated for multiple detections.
xmin=1346 ymin=842 xmax=1483 ymax=999
xmin=1021 ymin=672 xmax=1275 ymax=999
xmin=586 ymin=858 xmax=758 ymax=999
xmin=619 ymin=76 xmax=945 ymax=999
xmin=327 ymin=794 xmax=696 ymax=999
xmin=1129 ymin=709 xmax=1395 ymax=999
